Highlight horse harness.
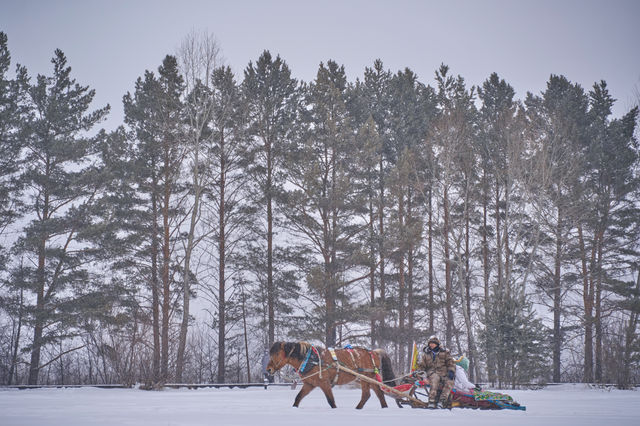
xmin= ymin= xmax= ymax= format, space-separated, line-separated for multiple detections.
xmin=296 ymin=346 xmax=382 ymax=384
xmin=297 ymin=345 xmax=322 ymax=376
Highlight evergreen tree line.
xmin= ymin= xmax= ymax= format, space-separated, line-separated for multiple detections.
xmin=1 ymin=31 xmax=639 ymax=388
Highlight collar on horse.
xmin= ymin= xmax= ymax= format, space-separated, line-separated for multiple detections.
xmin=297 ymin=345 xmax=321 ymax=376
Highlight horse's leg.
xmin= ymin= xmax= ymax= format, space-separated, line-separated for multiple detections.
xmin=293 ymin=382 xmax=315 ymax=407
xmin=318 ymin=380 xmax=337 ymax=408
xmin=355 ymin=382 xmax=371 ymax=409
xmin=372 ymin=383 xmax=389 ymax=408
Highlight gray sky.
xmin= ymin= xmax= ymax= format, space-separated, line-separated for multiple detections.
xmin=1 ymin=0 xmax=639 ymax=130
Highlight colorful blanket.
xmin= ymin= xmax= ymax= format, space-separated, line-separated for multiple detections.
xmin=451 ymin=388 xmax=525 ymax=410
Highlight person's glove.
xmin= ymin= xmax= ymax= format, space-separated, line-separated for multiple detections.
xmin=447 ymin=370 xmax=455 ymax=380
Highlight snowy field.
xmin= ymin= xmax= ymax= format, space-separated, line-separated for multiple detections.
xmin=1 ymin=384 xmax=639 ymax=426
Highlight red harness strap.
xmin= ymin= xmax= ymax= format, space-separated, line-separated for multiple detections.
xmin=369 ymin=351 xmax=383 ymax=382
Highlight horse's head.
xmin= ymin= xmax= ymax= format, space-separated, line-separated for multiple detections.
xmin=266 ymin=341 xmax=290 ymax=375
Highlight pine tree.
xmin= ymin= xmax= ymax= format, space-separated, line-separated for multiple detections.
xmin=352 ymin=117 xmax=383 ymax=347
xmin=525 ymin=75 xmax=590 ymax=382
xmin=386 ymin=67 xmax=434 ymax=365
xmin=0 ymin=32 xmax=28 ymax=384
xmin=122 ymin=70 xmax=164 ymax=384
xmin=86 ymin=127 xmax=149 ymax=386
xmin=0 ymin=32 xmax=25 ymax=268
xmin=617 ymin=268 xmax=640 ymax=387
xmin=351 ymin=60 xmax=393 ymax=346
xmin=13 ymin=49 xmax=110 ymax=385
xmin=577 ymin=82 xmax=639 ymax=382
xmin=478 ymin=73 xmax=541 ymax=383
xmin=282 ymin=61 xmax=362 ymax=347
xmin=122 ymin=56 xmax=185 ymax=385
xmin=200 ymin=66 xmax=250 ymax=383
xmin=430 ymin=65 xmax=476 ymax=350
xmin=480 ymin=288 xmax=550 ymax=387
xmin=242 ymin=51 xmax=299 ymax=348
xmin=0 ymin=34 xmax=27 ymax=384
xmin=156 ymin=56 xmax=186 ymax=383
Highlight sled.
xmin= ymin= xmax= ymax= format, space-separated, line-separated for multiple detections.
xmin=384 ymin=376 xmax=526 ymax=410
xmin=335 ymin=346 xmax=525 ymax=410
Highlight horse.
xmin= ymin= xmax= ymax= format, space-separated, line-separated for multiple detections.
xmin=266 ymin=341 xmax=397 ymax=409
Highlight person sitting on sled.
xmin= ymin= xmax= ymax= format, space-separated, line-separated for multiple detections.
xmin=417 ymin=335 xmax=456 ymax=408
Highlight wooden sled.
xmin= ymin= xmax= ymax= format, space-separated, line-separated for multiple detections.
xmin=337 ymin=363 xmax=525 ymax=410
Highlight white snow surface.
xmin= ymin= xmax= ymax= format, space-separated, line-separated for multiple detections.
xmin=1 ymin=384 xmax=638 ymax=426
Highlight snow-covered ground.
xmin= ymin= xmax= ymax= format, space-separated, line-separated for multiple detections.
xmin=1 ymin=384 xmax=638 ymax=426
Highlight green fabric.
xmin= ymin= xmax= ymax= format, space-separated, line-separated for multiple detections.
xmin=472 ymin=389 xmax=514 ymax=402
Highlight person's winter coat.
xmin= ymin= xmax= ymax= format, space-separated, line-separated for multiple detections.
xmin=417 ymin=339 xmax=455 ymax=377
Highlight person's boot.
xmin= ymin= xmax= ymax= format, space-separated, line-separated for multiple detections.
xmin=428 ymin=399 xmax=438 ymax=409
xmin=442 ymin=396 xmax=452 ymax=410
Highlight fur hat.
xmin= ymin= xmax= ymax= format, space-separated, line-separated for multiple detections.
xmin=427 ymin=335 xmax=441 ymax=346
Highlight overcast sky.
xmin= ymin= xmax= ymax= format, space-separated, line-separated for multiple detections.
xmin=1 ymin=0 xmax=639 ymax=130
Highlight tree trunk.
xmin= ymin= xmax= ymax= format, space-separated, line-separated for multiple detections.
xmin=369 ymin=188 xmax=376 ymax=347
xmin=242 ymin=290 xmax=251 ymax=382
xmin=483 ymin=169 xmax=494 ymax=384
xmin=176 ymin=149 xmax=202 ymax=383
xmin=444 ymin=186 xmax=453 ymax=347
xmin=504 ymin=181 xmax=511 ymax=300
xmin=463 ymin=173 xmax=477 ymax=382
xmin=407 ymin=188 xmax=415 ymax=361
xmin=325 ymin=265 xmax=335 ymax=348
xmin=398 ymin=190 xmax=406 ymax=367
xmin=29 ymin=187 xmax=50 ymax=385
xmin=378 ymin=157 xmax=386 ymax=323
xmin=28 ymin=252 xmax=44 ymax=385
xmin=428 ymin=184 xmax=434 ymax=333
xmin=151 ymin=179 xmax=161 ymax=385
xmin=266 ymin=139 xmax=275 ymax=347
xmin=9 ymin=288 xmax=24 ymax=385
xmin=327 ymin=147 xmax=338 ymax=348
xmin=28 ymin=183 xmax=49 ymax=385
xmin=622 ymin=271 xmax=640 ymax=387
xmin=217 ymin=131 xmax=227 ymax=383
xmin=578 ymin=224 xmax=594 ymax=383
xmin=495 ymin=184 xmax=503 ymax=295
xmin=322 ymin=145 xmax=334 ymax=348
xmin=594 ymin=236 xmax=603 ymax=382
xmin=161 ymin=146 xmax=171 ymax=383
xmin=552 ymin=205 xmax=562 ymax=383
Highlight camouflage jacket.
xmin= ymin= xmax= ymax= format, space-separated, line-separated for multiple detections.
xmin=418 ymin=347 xmax=455 ymax=377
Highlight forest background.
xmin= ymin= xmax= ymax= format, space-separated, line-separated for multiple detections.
xmin=1 ymin=0 xmax=639 ymax=389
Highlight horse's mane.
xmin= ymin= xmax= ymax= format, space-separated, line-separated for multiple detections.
xmin=270 ymin=341 xmax=321 ymax=361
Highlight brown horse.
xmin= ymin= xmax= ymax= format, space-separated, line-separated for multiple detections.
xmin=266 ymin=341 xmax=396 ymax=409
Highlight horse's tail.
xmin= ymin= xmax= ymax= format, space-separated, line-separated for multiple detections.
xmin=374 ymin=349 xmax=396 ymax=387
